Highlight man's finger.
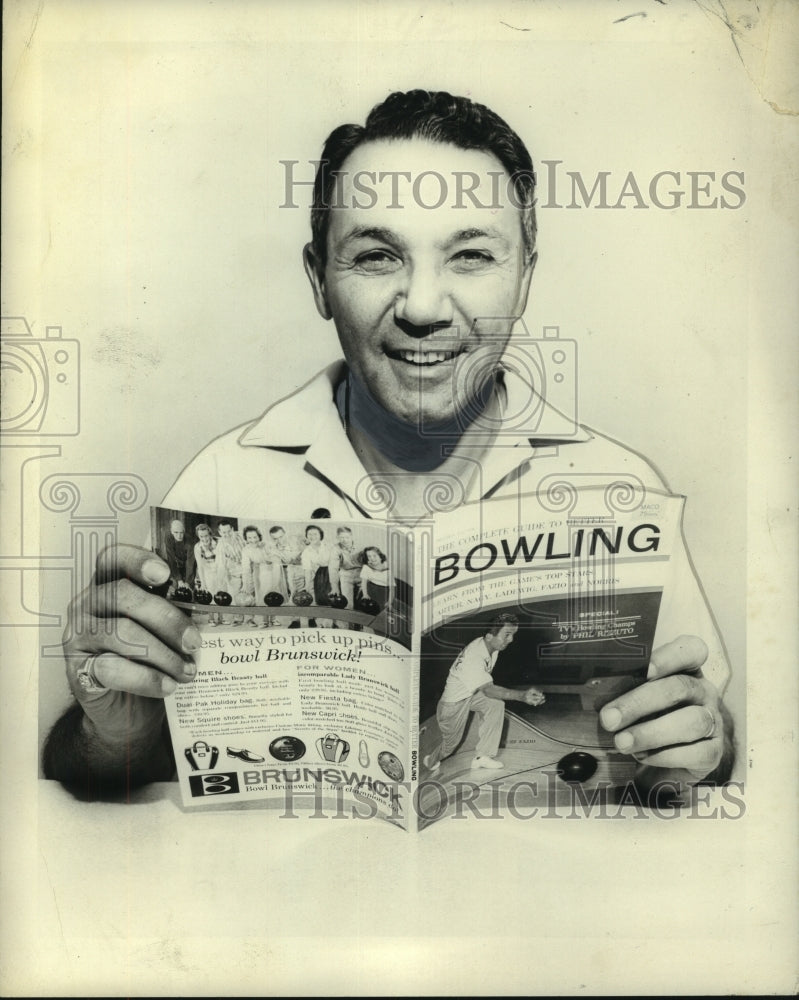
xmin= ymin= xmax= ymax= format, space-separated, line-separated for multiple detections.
xmin=94 ymin=543 xmax=170 ymax=588
xmin=646 ymin=634 xmax=708 ymax=680
xmin=600 ymin=673 xmax=710 ymax=733
xmin=73 ymin=652 xmax=181 ymax=699
xmin=610 ymin=704 xmax=719 ymax=755
xmin=629 ymin=735 xmax=723 ymax=776
xmin=70 ymin=616 xmax=196 ymax=683
xmin=79 ymin=578 xmax=200 ymax=656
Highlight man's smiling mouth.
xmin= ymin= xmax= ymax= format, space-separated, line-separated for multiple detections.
xmin=387 ymin=348 xmax=464 ymax=366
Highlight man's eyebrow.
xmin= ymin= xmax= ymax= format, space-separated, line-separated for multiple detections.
xmin=336 ymin=225 xmax=512 ymax=249
xmin=338 ymin=226 xmax=401 ymax=246
xmin=447 ymin=227 xmax=510 ymax=245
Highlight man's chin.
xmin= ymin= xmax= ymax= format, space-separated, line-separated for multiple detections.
xmin=380 ymin=390 xmax=486 ymax=430
xmin=409 ymin=405 xmax=474 ymax=432
xmin=355 ymin=363 xmax=488 ymax=430
xmin=388 ymin=356 xmax=500 ymax=424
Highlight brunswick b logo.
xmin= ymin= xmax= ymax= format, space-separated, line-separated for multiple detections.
xmin=188 ymin=772 xmax=240 ymax=797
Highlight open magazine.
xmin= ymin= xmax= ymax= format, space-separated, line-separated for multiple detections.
xmin=153 ymin=484 xmax=685 ymax=830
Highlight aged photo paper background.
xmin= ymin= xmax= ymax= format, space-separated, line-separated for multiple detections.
xmin=2 ymin=0 xmax=797 ymax=994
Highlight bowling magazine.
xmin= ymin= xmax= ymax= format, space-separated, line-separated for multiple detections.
xmin=152 ymin=485 xmax=685 ymax=830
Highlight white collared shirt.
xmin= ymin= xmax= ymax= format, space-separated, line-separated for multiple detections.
xmin=163 ymin=361 xmax=650 ymax=518
xmin=440 ymin=637 xmax=499 ymax=704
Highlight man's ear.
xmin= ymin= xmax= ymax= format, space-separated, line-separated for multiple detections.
xmin=513 ymin=249 xmax=537 ymax=317
xmin=303 ymin=243 xmax=332 ymax=321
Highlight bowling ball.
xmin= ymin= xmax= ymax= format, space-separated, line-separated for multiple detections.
xmin=264 ymin=591 xmax=285 ymax=607
xmin=213 ymin=590 xmax=232 ymax=606
xmin=292 ymin=589 xmax=313 ymax=607
xmin=327 ymin=592 xmax=347 ymax=609
xmin=193 ymin=589 xmax=213 ymax=605
xmin=173 ymin=586 xmax=192 ymax=603
xmin=377 ymin=750 xmax=404 ymax=782
xmin=269 ymin=735 xmax=306 ymax=762
xmin=556 ymin=751 xmax=598 ymax=784
xmin=356 ymin=597 xmax=380 ymax=616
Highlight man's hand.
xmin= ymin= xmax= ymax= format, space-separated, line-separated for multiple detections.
xmin=522 ymin=687 xmax=546 ymax=707
xmin=63 ymin=544 xmax=200 ymax=748
xmin=599 ymin=635 xmax=731 ymax=787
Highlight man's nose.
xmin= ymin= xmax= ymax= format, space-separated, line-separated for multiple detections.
xmin=393 ymin=264 xmax=453 ymax=333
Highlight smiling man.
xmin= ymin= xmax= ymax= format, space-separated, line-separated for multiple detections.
xmin=306 ymin=141 xmax=533 ymax=423
xmin=44 ymin=90 xmax=734 ymax=796
xmin=302 ymin=133 xmax=535 ymax=517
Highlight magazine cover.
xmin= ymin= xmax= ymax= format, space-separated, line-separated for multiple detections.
xmin=416 ymin=487 xmax=687 ymax=826
xmin=151 ymin=488 xmax=726 ymax=831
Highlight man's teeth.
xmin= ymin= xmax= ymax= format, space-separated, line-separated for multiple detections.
xmin=397 ymin=350 xmax=457 ymax=365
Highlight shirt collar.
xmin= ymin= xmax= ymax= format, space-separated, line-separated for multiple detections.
xmin=239 ymin=362 xmax=370 ymax=510
xmin=240 ymin=361 xmax=590 ymax=449
xmin=238 ymin=361 xmax=592 ymax=504
xmin=239 ymin=361 xmax=349 ymax=449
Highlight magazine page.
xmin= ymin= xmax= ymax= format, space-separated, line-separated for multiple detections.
xmin=416 ymin=484 xmax=684 ymax=829
xmin=152 ymin=507 xmax=415 ymax=827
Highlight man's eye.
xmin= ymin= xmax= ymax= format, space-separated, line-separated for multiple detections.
xmin=452 ymin=250 xmax=495 ymax=270
xmin=354 ymin=250 xmax=401 ymax=273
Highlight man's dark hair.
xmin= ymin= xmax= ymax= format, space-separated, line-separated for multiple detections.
xmin=311 ymin=89 xmax=537 ymax=270
xmin=487 ymin=612 xmax=519 ymax=635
